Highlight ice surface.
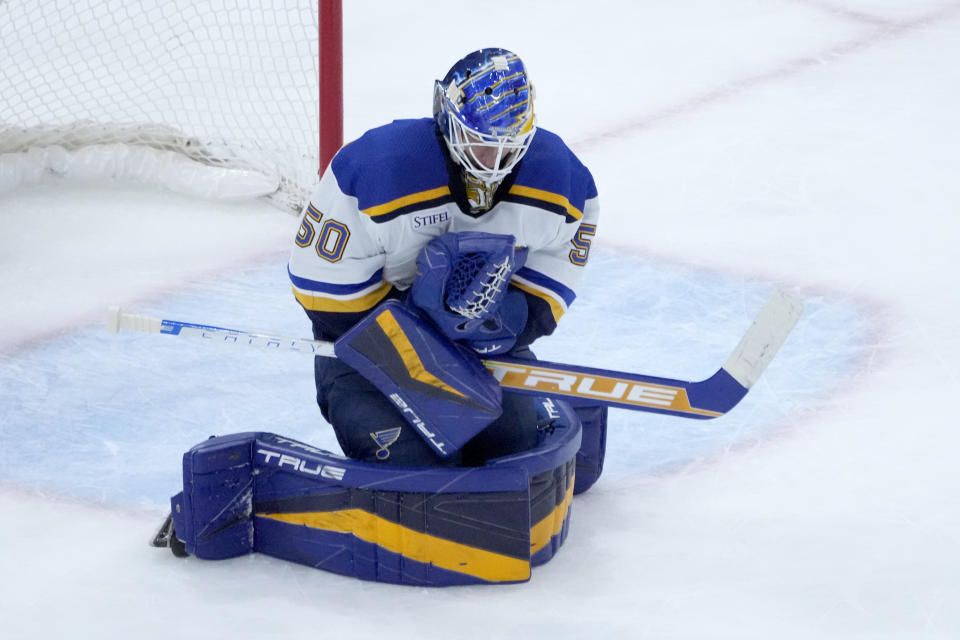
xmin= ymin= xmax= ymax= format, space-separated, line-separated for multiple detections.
xmin=2 ymin=1 xmax=959 ymax=638
xmin=0 ymin=248 xmax=865 ymax=507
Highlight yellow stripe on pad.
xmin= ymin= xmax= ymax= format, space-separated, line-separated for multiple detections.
xmin=374 ymin=309 xmax=466 ymax=398
xmin=530 ymin=480 xmax=575 ymax=555
xmin=258 ymin=509 xmax=531 ymax=583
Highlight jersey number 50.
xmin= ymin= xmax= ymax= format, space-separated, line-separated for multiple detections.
xmin=296 ymin=204 xmax=351 ymax=262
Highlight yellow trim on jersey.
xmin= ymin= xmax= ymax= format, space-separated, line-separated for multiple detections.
xmin=507 ymin=185 xmax=583 ymax=220
xmin=257 ymin=510 xmax=530 ymax=583
xmin=292 ymin=280 xmax=393 ymax=313
xmin=511 ymin=279 xmax=566 ymax=323
xmin=375 ymin=309 xmax=466 ymax=398
xmin=361 ymin=186 xmax=452 ymax=218
xmin=530 ymin=479 xmax=575 ymax=555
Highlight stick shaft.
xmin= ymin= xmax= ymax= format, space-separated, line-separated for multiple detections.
xmin=106 ymin=290 xmax=802 ymax=419
xmin=107 ymin=306 xmax=336 ymax=357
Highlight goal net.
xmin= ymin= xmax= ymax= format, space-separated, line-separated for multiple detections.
xmin=0 ymin=0 xmax=333 ymax=213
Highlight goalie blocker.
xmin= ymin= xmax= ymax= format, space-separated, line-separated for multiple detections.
xmin=333 ymin=299 xmax=503 ymax=458
xmin=158 ymin=395 xmax=582 ymax=586
xmin=332 ymin=299 xmax=608 ymax=490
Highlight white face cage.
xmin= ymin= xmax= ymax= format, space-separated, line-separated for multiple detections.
xmin=435 ymin=85 xmax=536 ymax=186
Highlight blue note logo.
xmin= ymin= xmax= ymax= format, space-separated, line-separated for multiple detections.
xmin=370 ymin=427 xmax=403 ymax=460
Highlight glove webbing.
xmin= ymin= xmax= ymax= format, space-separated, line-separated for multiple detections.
xmin=445 ymin=252 xmax=513 ymax=320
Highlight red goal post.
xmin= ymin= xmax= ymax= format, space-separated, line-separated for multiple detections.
xmin=318 ymin=0 xmax=343 ymax=179
xmin=0 ymin=0 xmax=343 ymax=214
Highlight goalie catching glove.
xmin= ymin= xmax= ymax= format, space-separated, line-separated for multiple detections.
xmin=334 ymin=232 xmax=530 ymax=458
xmin=410 ymin=231 xmax=529 ymax=355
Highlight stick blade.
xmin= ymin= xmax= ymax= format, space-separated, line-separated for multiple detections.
xmin=722 ymin=290 xmax=803 ymax=389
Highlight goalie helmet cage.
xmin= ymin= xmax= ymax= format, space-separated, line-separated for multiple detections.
xmin=0 ymin=0 xmax=343 ymax=213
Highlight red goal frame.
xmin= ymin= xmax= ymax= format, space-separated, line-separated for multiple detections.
xmin=318 ymin=0 xmax=343 ymax=176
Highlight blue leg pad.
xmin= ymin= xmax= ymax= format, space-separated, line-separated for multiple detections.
xmin=169 ymin=399 xmax=583 ymax=586
xmin=170 ymin=432 xmax=257 ymax=560
xmin=568 ymin=402 xmax=608 ymax=495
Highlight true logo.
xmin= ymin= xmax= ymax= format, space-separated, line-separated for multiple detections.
xmin=388 ymin=393 xmax=448 ymax=454
xmin=483 ymin=362 xmax=721 ymax=417
xmin=540 ymin=397 xmax=562 ymax=419
xmin=256 ymin=448 xmax=346 ymax=480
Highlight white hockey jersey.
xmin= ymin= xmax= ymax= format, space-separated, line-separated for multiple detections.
xmin=288 ymin=118 xmax=599 ymax=343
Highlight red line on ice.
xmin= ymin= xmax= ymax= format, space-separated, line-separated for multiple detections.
xmin=571 ymin=3 xmax=960 ymax=151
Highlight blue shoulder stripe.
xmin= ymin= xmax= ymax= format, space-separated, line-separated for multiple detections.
xmin=508 ymin=128 xmax=597 ymax=222
xmin=514 ymin=267 xmax=576 ymax=307
xmin=332 ymin=119 xmax=451 ymax=224
xmin=288 ymin=267 xmax=384 ymax=294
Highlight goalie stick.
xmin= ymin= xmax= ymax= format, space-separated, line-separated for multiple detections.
xmin=106 ymin=290 xmax=802 ymax=420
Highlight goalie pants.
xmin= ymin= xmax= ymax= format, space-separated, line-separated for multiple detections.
xmin=314 ymin=350 xmax=542 ymax=467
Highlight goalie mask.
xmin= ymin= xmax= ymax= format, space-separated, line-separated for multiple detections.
xmin=433 ymin=48 xmax=536 ymax=186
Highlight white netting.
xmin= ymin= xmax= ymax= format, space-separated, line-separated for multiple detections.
xmin=446 ymin=253 xmax=514 ymax=320
xmin=0 ymin=0 xmax=321 ymax=212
